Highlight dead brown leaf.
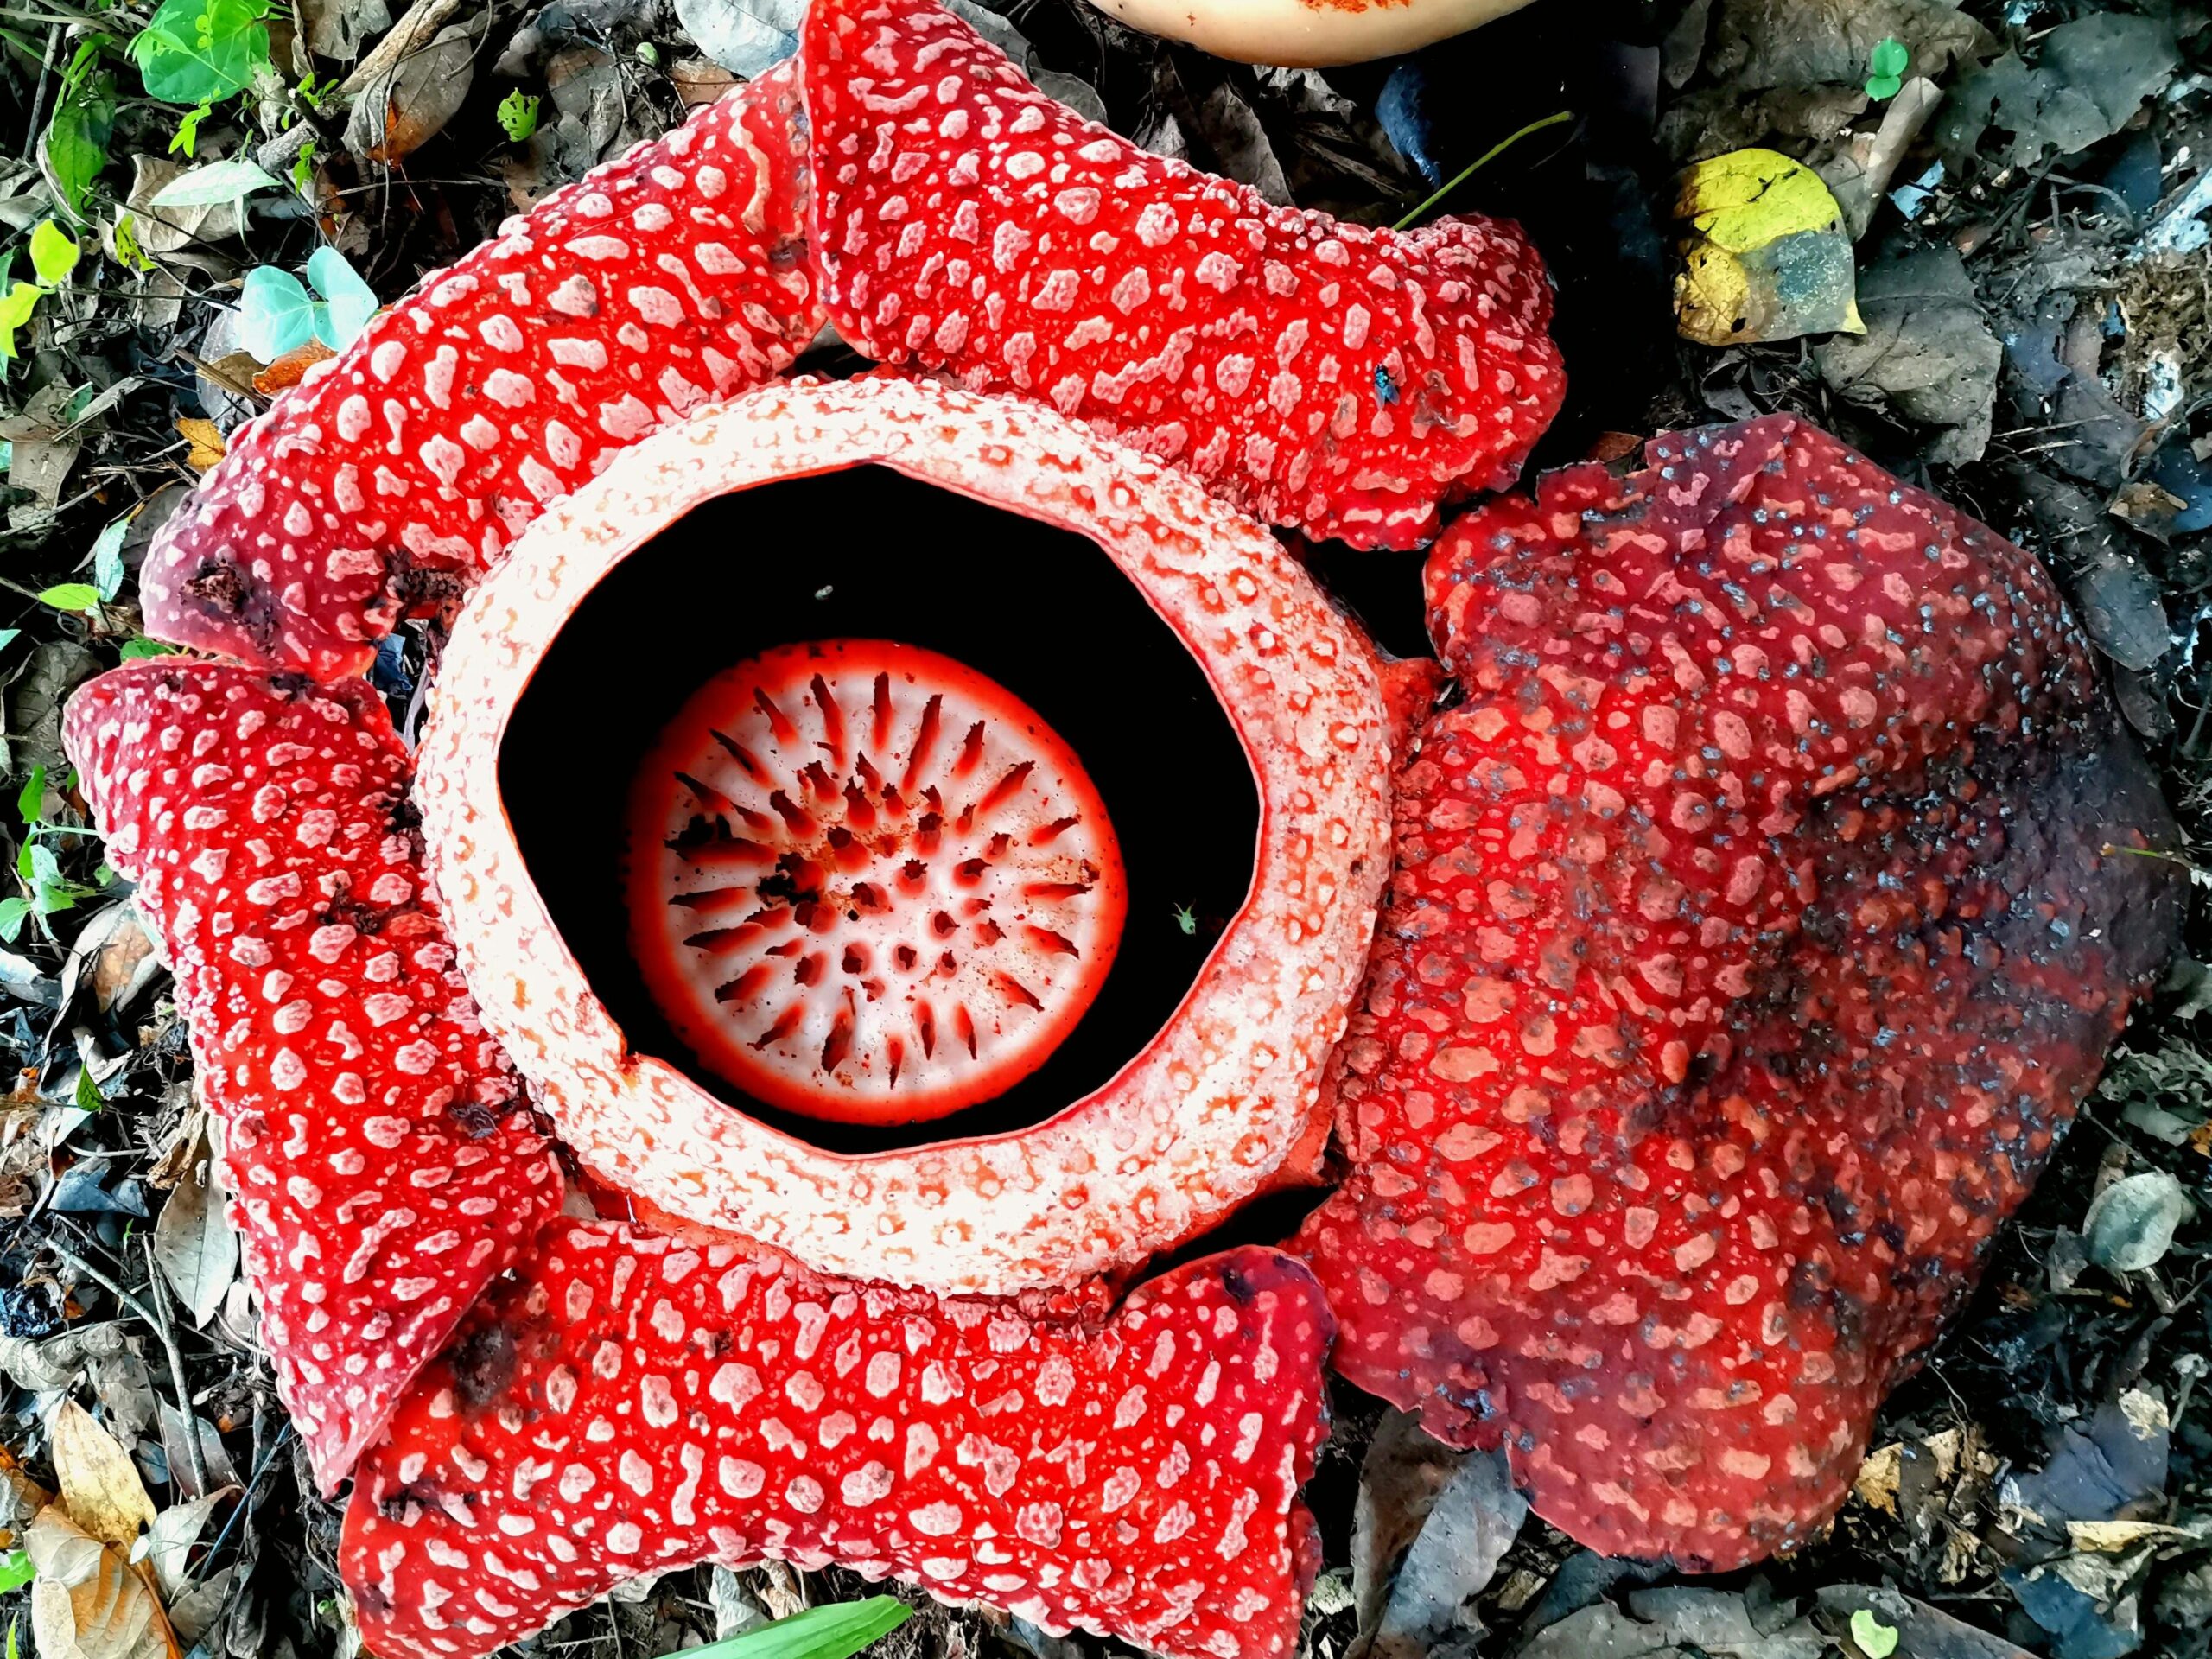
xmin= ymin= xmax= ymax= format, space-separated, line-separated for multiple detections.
xmin=26 ymin=1504 xmax=178 ymax=1659
xmin=174 ymin=420 xmax=226 ymax=473
xmin=49 ymin=1401 xmax=156 ymax=1555
xmin=251 ymin=340 xmax=336 ymax=395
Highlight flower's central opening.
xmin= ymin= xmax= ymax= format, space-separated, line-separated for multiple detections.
xmin=500 ymin=464 xmax=1262 ymax=1156
xmin=623 ymin=639 xmax=1127 ymax=1125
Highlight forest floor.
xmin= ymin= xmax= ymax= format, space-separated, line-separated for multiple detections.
xmin=0 ymin=1 xmax=2207 ymax=1656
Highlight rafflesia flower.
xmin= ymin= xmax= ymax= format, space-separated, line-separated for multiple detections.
xmin=61 ymin=1 xmax=2178 ymax=1655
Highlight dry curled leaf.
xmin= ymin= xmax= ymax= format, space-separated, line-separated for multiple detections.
xmin=26 ymin=1504 xmax=178 ymax=1659
xmin=145 ymin=1486 xmax=237 ymax=1600
xmin=174 ymin=420 xmax=225 ymax=473
xmin=251 ymin=340 xmax=335 ymax=396
xmin=152 ymin=1135 xmax=238 ymax=1329
xmin=48 ymin=1401 xmax=156 ymax=1556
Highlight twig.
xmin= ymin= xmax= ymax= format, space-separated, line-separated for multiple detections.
xmin=185 ymin=1422 xmax=290 ymax=1597
xmin=22 ymin=22 xmax=57 ymax=158
xmin=46 ymin=1232 xmax=208 ymax=1495
xmin=1391 ymin=110 xmax=1574 ymax=232
xmin=142 ymin=1232 xmax=211 ymax=1494
xmin=255 ymin=0 xmax=471 ymax=175
xmin=44 ymin=1235 xmax=160 ymax=1327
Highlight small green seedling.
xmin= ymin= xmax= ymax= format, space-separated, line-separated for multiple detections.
xmin=1866 ymin=37 xmax=1910 ymax=100
xmin=74 ymin=1068 xmax=105 ymax=1111
xmin=499 ymin=90 xmax=542 ymax=143
xmin=36 ymin=582 xmax=104 ymax=617
xmin=0 ymin=1550 xmax=31 ymax=1593
xmin=1850 ymin=1608 xmax=1900 ymax=1659
xmin=238 ymin=246 xmax=380 ymax=361
xmin=2 ymin=219 xmax=84 ymax=361
xmin=1173 ymin=903 xmax=1198 ymax=937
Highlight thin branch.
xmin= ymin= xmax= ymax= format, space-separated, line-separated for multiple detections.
xmin=1391 ymin=110 xmax=1574 ymax=233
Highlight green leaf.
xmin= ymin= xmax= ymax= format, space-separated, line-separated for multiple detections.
xmin=37 ymin=582 xmax=102 ymax=615
xmin=0 ymin=1549 xmax=30 ymax=1593
xmin=41 ymin=47 xmax=116 ymax=220
xmin=170 ymin=99 xmax=214 ymax=158
xmin=498 ymin=89 xmax=541 ymax=143
xmin=17 ymin=766 xmax=46 ymax=825
xmin=0 ymin=629 xmax=19 ymax=653
xmin=306 ymin=246 xmax=378 ymax=348
xmin=1866 ymin=36 xmax=1909 ymax=100
xmin=29 ymin=220 xmax=79 ymax=287
xmin=131 ymin=0 xmax=273 ymax=106
xmin=119 ymin=637 xmax=176 ymax=661
xmin=0 ymin=281 xmax=37 ymax=361
xmin=153 ymin=155 xmax=284 ymax=207
xmin=690 ymin=1599 xmax=912 ymax=1659
xmin=1850 ymin=1609 xmax=1900 ymax=1659
xmin=111 ymin=215 xmax=156 ymax=274
xmin=74 ymin=1067 xmax=105 ymax=1110
xmin=238 ymin=264 xmax=315 ymax=361
xmin=0 ymin=899 xmax=26 ymax=945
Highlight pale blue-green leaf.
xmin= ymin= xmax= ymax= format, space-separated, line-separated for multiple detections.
xmin=91 ymin=518 xmax=129 ymax=601
xmin=238 ymin=264 xmax=315 ymax=361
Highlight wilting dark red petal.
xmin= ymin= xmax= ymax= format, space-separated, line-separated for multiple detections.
xmin=1297 ymin=413 xmax=2183 ymax=1567
xmin=65 ymin=664 xmax=562 ymax=1492
xmin=801 ymin=0 xmax=1564 ymax=551
xmin=138 ymin=64 xmax=821 ymax=683
xmin=341 ymin=1230 xmax=1330 ymax=1659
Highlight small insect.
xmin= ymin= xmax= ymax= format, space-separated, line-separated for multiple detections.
xmin=1373 ymin=365 xmax=1399 ymax=406
xmin=1172 ymin=903 xmax=1198 ymax=937
xmin=814 ymin=584 xmax=836 ymax=601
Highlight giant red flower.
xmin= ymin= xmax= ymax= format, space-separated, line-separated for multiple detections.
xmin=60 ymin=1 xmax=2179 ymax=1654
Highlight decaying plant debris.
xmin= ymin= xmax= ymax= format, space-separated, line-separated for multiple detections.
xmin=1 ymin=1 xmax=2209 ymax=1658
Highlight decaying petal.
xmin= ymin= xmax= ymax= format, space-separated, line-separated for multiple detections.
xmin=342 ymin=1230 xmax=1331 ymax=1659
xmin=1297 ymin=414 xmax=2183 ymax=1567
xmin=138 ymin=64 xmax=821 ymax=683
xmin=64 ymin=664 xmax=563 ymax=1492
xmin=802 ymin=0 xmax=1565 ymax=551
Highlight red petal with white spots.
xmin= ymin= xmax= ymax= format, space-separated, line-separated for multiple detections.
xmin=1296 ymin=414 xmax=2183 ymax=1567
xmin=341 ymin=1230 xmax=1330 ymax=1659
xmin=138 ymin=64 xmax=821 ymax=683
xmin=800 ymin=0 xmax=1564 ymax=551
xmin=64 ymin=664 xmax=563 ymax=1493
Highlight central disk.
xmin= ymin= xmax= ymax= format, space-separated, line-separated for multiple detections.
xmin=624 ymin=639 xmax=1128 ymax=1127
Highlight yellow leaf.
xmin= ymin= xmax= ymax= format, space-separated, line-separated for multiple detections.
xmin=1672 ymin=148 xmax=1864 ymax=346
xmin=25 ymin=1506 xmax=176 ymax=1659
xmin=48 ymin=1403 xmax=155 ymax=1557
xmin=174 ymin=419 xmax=226 ymax=474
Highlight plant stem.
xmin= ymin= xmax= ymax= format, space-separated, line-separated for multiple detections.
xmin=1391 ymin=109 xmax=1575 ymax=232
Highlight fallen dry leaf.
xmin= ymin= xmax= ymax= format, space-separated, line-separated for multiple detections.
xmin=152 ymin=1133 xmax=237 ymax=1329
xmin=144 ymin=1486 xmax=237 ymax=1599
xmin=27 ymin=1503 xmax=177 ymax=1659
xmin=251 ymin=340 xmax=336 ymax=396
xmin=49 ymin=1401 xmax=156 ymax=1555
xmin=174 ymin=419 xmax=225 ymax=473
